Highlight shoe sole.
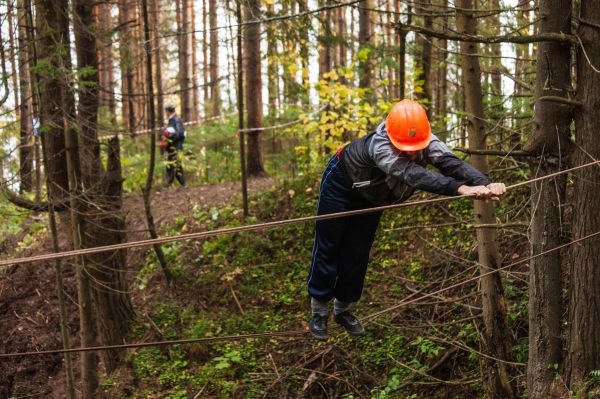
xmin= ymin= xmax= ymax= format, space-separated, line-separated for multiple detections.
xmin=334 ymin=320 xmax=365 ymax=337
xmin=309 ymin=329 xmax=329 ymax=340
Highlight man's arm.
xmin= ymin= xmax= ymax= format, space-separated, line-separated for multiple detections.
xmin=426 ymin=137 xmax=492 ymax=186
xmin=370 ymin=127 xmax=464 ymax=196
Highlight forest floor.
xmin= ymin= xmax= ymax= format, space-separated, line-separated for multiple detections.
xmin=0 ymin=177 xmax=273 ymax=399
xmin=1 ymin=170 xmax=529 ymax=398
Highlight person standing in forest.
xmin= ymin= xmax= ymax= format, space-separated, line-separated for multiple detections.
xmin=308 ymin=99 xmax=506 ymax=340
xmin=161 ymin=103 xmax=186 ymax=187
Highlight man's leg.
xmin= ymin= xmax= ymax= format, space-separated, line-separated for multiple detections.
xmin=166 ymin=150 xmax=176 ymax=185
xmin=307 ymin=157 xmax=354 ymax=339
xmin=175 ymin=152 xmax=185 ymax=186
xmin=333 ymin=209 xmax=382 ymax=336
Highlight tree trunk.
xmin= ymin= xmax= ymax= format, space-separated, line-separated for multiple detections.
xmin=565 ymin=1 xmax=600 ymax=392
xmin=456 ymin=1 xmax=516 ymax=398
xmin=436 ymin=3 xmax=448 ymax=133
xmin=178 ymin=0 xmax=193 ymax=121
xmin=298 ymin=0 xmax=310 ymax=103
xmin=97 ymin=1 xmax=118 ymax=130
xmin=191 ymin=1 xmax=200 ymax=121
xmin=202 ymin=0 xmax=209 ymax=116
xmin=73 ymin=0 xmax=134 ymax=375
xmin=243 ymin=0 xmax=265 ymax=176
xmin=26 ymin=0 xmax=75 ymax=395
xmin=35 ymin=0 xmax=70 ymax=208
xmin=8 ymin=1 xmax=19 ymax=120
xmin=415 ymin=0 xmax=433 ymax=118
xmin=17 ymin=0 xmax=34 ymax=193
xmin=119 ymin=0 xmax=136 ymax=133
xmin=209 ymin=0 xmax=220 ymax=117
xmin=141 ymin=0 xmax=173 ymax=285
xmin=266 ymin=2 xmax=278 ymax=118
xmin=358 ymin=0 xmax=373 ymax=95
xmin=152 ymin=0 xmax=165 ymax=127
xmin=398 ymin=2 xmax=410 ymax=100
xmin=524 ymin=0 xmax=572 ymax=395
xmin=318 ymin=1 xmax=331 ymax=82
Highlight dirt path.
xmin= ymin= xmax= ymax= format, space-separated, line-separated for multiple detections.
xmin=0 ymin=177 xmax=273 ymax=398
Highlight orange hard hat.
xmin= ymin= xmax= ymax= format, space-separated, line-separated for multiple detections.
xmin=385 ymin=99 xmax=431 ymax=151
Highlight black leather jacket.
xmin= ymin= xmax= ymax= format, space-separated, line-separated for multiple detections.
xmin=338 ymin=122 xmax=492 ymax=206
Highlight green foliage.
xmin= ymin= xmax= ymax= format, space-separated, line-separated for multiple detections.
xmin=410 ymin=336 xmax=444 ymax=359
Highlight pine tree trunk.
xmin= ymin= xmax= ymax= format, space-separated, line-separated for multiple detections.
xmin=152 ymin=0 xmax=164 ymax=126
xmin=435 ymin=1 xmax=448 ymax=133
xmin=35 ymin=0 xmax=70 ymax=207
xmin=565 ymin=2 xmax=600 ymax=393
xmin=523 ymin=1 xmax=571 ymax=395
xmin=398 ymin=2 xmax=410 ymax=100
xmin=73 ymin=0 xmax=134 ymax=376
xmin=243 ymin=0 xmax=265 ymax=176
xmin=8 ymin=2 xmax=19 ymax=120
xmin=119 ymin=0 xmax=136 ymax=133
xmin=358 ymin=0 xmax=373 ymax=93
xmin=415 ymin=0 xmax=433 ymax=118
xmin=266 ymin=2 xmax=278 ymax=117
xmin=16 ymin=0 xmax=33 ymax=193
xmin=209 ymin=0 xmax=220 ymax=117
xmin=97 ymin=2 xmax=118 ymax=129
xmin=191 ymin=2 xmax=200 ymax=121
xmin=318 ymin=0 xmax=331 ymax=82
xmin=178 ymin=0 xmax=193 ymax=121
xmin=202 ymin=0 xmax=209 ymax=116
xmin=456 ymin=1 xmax=516 ymax=397
xmin=298 ymin=0 xmax=310 ymax=103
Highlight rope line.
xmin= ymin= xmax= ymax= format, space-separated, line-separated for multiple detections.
xmin=1 ymin=159 xmax=598 ymax=268
xmin=2 ymin=228 xmax=598 ymax=359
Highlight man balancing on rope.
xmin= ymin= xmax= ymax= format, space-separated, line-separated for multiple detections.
xmin=308 ymin=99 xmax=506 ymax=340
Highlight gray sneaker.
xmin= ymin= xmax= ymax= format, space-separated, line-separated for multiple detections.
xmin=309 ymin=314 xmax=328 ymax=341
xmin=334 ymin=311 xmax=365 ymax=336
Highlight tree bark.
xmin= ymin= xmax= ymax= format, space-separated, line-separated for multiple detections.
xmin=398 ymin=2 xmax=410 ymax=100
xmin=119 ymin=0 xmax=136 ymax=133
xmin=141 ymin=0 xmax=173 ymax=285
xmin=456 ymin=1 xmax=516 ymax=398
xmin=178 ymin=0 xmax=193 ymax=121
xmin=7 ymin=1 xmax=19 ymax=120
xmin=97 ymin=2 xmax=117 ymax=129
xmin=415 ymin=0 xmax=433 ymax=118
xmin=524 ymin=0 xmax=572 ymax=396
xmin=202 ymin=0 xmax=209 ymax=116
xmin=565 ymin=1 xmax=600 ymax=392
xmin=191 ymin=1 xmax=200 ymax=121
xmin=73 ymin=0 xmax=134 ymax=376
xmin=17 ymin=0 xmax=34 ymax=193
xmin=266 ymin=2 xmax=278 ymax=117
xmin=298 ymin=0 xmax=310 ymax=103
xmin=209 ymin=0 xmax=220 ymax=117
xmin=34 ymin=0 xmax=70 ymax=207
xmin=358 ymin=0 xmax=373 ymax=94
xmin=152 ymin=0 xmax=165 ymax=127
xmin=318 ymin=0 xmax=331 ymax=82
xmin=243 ymin=0 xmax=265 ymax=176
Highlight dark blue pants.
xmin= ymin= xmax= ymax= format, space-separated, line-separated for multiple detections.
xmin=307 ymin=155 xmax=382 ymax=303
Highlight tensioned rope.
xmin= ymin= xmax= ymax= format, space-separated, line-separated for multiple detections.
xmin=2 ymin=227 xmax=598 ymax=359
xmin=1 ymin=159 xmax=598 ymax=268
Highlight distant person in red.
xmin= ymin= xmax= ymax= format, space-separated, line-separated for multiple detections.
xmin=308 ymin=99 xmax=506 ymax=340
xmin=160 ymin=103 xmax=186 ymax=187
